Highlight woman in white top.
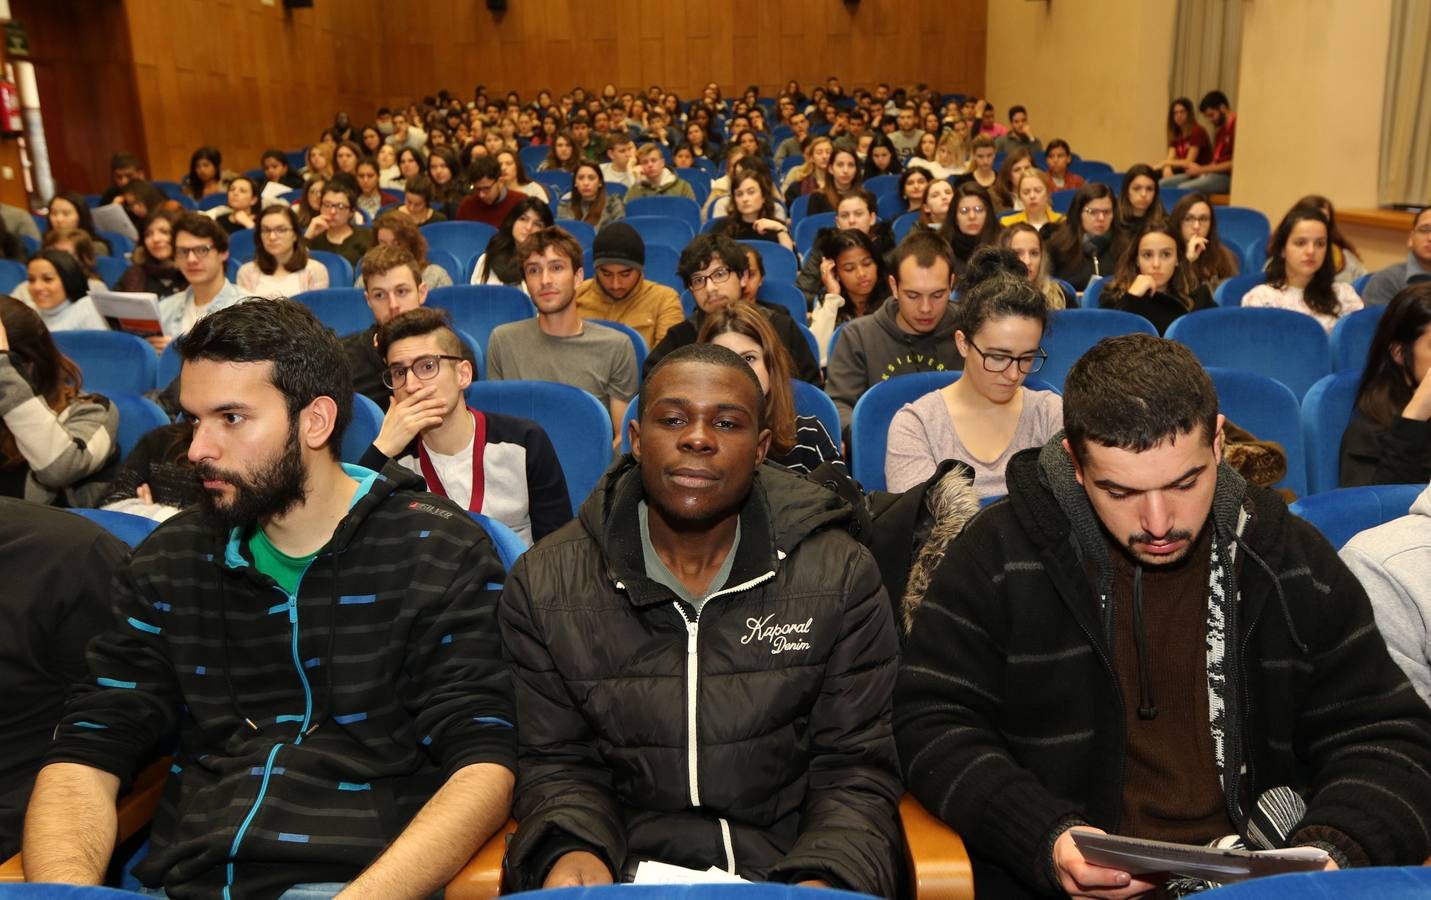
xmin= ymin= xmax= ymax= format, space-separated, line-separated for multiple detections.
xmin=235 ymin=205 xmax=330 ymax=299
xmin=886 ymin=257 xmax=1063 ymax=499
xmin=376 ymin=144 xmax=403 ymax=189
xmin=1243 ymin=206 xmax=1362 ymax=334
xmin=23 ymin=249 xmax=107 ymax=332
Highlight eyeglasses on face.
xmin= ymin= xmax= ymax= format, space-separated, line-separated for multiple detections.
xmin=688 ymin=266 xmax=732 ymax=291
xmin=320 ymin=201 xmax=350 ymax=213
xmin=966 ymin=337 xmax=1047 ymax=375
xmin=175 ymin=244 xmax=215 ymax=260
xmin=382 ymin=354 xmax=464 ymax=389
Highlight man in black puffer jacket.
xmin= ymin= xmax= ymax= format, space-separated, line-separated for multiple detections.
xmin=500 ymin=343 xmax=902 ymax=895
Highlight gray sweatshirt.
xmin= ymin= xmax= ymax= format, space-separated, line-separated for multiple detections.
xmin=1340 ymin=483 xmax=1431 ymax=705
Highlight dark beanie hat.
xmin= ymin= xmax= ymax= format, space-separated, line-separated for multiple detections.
xmin=592 ymin=223 xmax=645 ymax=270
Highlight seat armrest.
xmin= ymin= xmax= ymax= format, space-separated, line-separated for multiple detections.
xmin=901 ymin=793 xmax=974 ymax=900
xmin=0 ymin=756 xmax=171 ymax=884
xmin=445 ymin=818 xmax=517 ymax=899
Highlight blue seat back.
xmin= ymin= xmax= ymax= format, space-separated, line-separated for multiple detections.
xmin=293 ymin=288 xmax=370 ymax=337
xmin=791 ymin=379 xmax=841 ymax=446
xmin=157 ymin=340 xmax=182 ymax=388
xmin=850 ymin=371 xmax=954 ymax=491
xmin=1212 ymin=272 xmax=1266 ymax=307
xmin=517 ymin=145 xmax=549 ymax=172
xmin=197 ymin=194 xmax=228 ymax=212
xmin=1082 ymin=277 xmax=1109 ymax=309
xmin=308 ymin=251 xmax=355 ymax=292
xmin=422 ymin=222 xmax=498 ymax=279
xmin=1301 ymin=370 xmax=1361 ymax=495
xmin=1329 ymin=305 xmax=1385 ymax=371
xmin=97 ymin=231 xmax=136 ymax=259
xmin=469 ymin=512 xmax=529 ymax=567
xmin=788 ymin=193 xmax=811 ymax=224
xmin=1041 ymin=308 xmax=1159 ymax=390
xmin=67 ymin=508 xmax=161 ymax=549
xmin=673 ymin=169 xmax=712 ymax=208
xmin=622 ymin=215 xmax=695 ymax=253
xmin=227 ymin=228 xmax=256 ymax=263
xmin=1289 ymin=484 xmax=1426 ymax=550
xmin=342 ymin=393 xmax=384 ymax=464
xmin=1215 ymin=207 xmax=1272 ymax=257
xmin=793 ymin=213 xmax=837 ymax=258
xmin=1050 ymin=189 xmax=1076 ymax=214
xmin=892 ymin=210 xmax=923 ymax=243
xmin=864 ymin=173 xmax=900 ymax=196
xmin=532 ymin=170 xmax=573 ymax=199
xmin=110 ymin=392 xmax=171 ymax=460
xmin=590 ymin=319 xmax=648 ymax=376
xmin=53 ymin=330 xmax=157 ymax=394
xmin=466 ymin=380 xmax=613 ymax=511
xmin=555 ymin=219 xmax=597 ymax=253
xmin=1206 ymin=367 xmax=1307 ymax=495
xmin=0 ymin=258 xmax=25 ymax=293
xmin=426 ymin=284 xmax=536 ymax=357
xmin=1166 ymin=307 xmax=1330 ymax=399
xmin=625 ymin=196 xmax=702 ymax=235
xmin=93 ymin=256 xmax=129 ymax=288
xmin=1069 ymin=159 xmax=1115 ymax=177
xmin=1353 ymin=272 xmax=1374 ymax=296
xmin=426 ymin=249 xmax=463 ymax=285
xmin=757 ymin=281 xmax=809 ymax=322
xmin=741 ymin=241 xmax=799 ymax=285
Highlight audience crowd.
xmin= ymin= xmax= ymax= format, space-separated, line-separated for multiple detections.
xmin=1 ymin=74 xmax=1430 ymax=900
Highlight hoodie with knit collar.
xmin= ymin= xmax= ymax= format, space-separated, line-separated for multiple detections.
xmin=895 ymin=438 xmax=1431 ymax=897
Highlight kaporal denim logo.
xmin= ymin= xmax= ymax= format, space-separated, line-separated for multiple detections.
xmin=741 ymin=614 xmax=814 ymax=655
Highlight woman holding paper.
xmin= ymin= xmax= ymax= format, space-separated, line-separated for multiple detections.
xmin=22 ymin=250 xmax=106 ymax=332
xmin=0 ymin=297 xmax=118 ymax=505
xmin=117 ymin=210 xmax=188 ymax=298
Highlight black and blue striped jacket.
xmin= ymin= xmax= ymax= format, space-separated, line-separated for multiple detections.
xmin=45 ymin=462 xmax=515 ymax=899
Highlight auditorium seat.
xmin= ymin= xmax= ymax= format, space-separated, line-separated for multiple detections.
xmin=1206 ymin=367 xmax=1307 ymax=496
xmin=1166 ymin=307 xmax=1329 ymax=399
xmin=1289 ymin=483 xmax=1425 ymax=549
xmin=293 ymin=287 xmax=370 ymax=337
xmin=1040 ymin=308 xmax=1158 ymax=391
xmin=426 ymin=284 xmax=535 ymax=356
xmin=793 ymin=212 xmax=836 ymax=258
xmin=1301 ymin=370 xmax=1361 ymax=495
xmin=743 ymin=241 xmax=800 ymax=285
xmin=308 ymin=250 xmax=355 ymax=292
xmin=1329 ymin=305 xmax=1384 ymax=371
xmin=53 ymin=330 xmax=157 ymax=394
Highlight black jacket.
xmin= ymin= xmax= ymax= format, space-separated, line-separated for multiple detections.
xmin=46 ymin=463 xmax=515 ymax=899
xmin=500 ymin=457 xmax=902 ymax=894
xmin=1339 ymin=410 xmax=1431 ymax=487
xmin=1101 ymin=283 xmax=1216 ymax=335
xmin=895 ymin=440 xmax=1431 ymax=897
xmin=644 ymin=302 xmax=822 ymax=386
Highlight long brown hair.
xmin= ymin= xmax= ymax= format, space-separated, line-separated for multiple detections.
xmin=697 ymin=303 xmax=796 ymax=455
xmin=1355 ymin=282 xmax=1431 ymax=426
xmin=1107 ymin=226 xmax=1199 ymax=311
xmin=1167 ymin=192 xmax=1239 ymax=286
xmin=0 ymin=298 xmax=83 ymax=465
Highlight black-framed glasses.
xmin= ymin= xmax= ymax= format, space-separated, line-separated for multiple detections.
xmin=966 ymin=337 xmax=1047 ymax=375
xmin=382 ymin=354 xmax=464 ymax=389
xmin=689 ymin=266 xmax=732 ymax=291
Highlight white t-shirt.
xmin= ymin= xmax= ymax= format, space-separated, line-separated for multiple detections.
xmin=421 ymin=439 xmax=475 ymax=510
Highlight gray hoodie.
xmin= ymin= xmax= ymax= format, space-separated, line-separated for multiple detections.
xmin=1340 ymin=483 xmax=1431 ymax=705
xmin=823 ymin=296 xmax=963 ymax=433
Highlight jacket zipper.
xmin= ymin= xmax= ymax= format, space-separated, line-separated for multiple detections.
xmin=225 ymin=578 xmax=316 ymax=898
xmin=669 ymin=566 xmax=777 ymax=866
xmin=1082 ymin=591 xmax=1126 ymax=829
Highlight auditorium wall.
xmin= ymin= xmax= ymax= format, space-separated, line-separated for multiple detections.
xmin=984 ymin=0 xmax=1177 ymax=174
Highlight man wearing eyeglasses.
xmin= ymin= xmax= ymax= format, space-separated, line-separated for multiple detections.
xmin=1362 ymin=208 xmax=1431 ymax=307
xmin=895 ymin=334 xmax=1431 ymax=897
xmin=304 ymin=180 xmax=374 ymax=267
xmin=155 ymin=213 xmax=243 ymax=353
xmin=825 ymin=229 xmax=963 ymax=441
xmin=357 ymin=306 xmax=570 ymax=546
xmin=643 ymin=233 xmax=820 ymax=385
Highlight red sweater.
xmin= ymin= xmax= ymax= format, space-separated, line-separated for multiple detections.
xmin=456 ymin=188 xmax=525 ymax=227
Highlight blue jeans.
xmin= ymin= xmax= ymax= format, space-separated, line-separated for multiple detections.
xmin=138 ymin=883 xmax=345 ymax=898
xmin=1160 ymin=171 xmax=1231 ymax=193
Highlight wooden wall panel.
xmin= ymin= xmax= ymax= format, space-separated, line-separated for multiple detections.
xmin=10 ymin=0 xmax=145 ymax=196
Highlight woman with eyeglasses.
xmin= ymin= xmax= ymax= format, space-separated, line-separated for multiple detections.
xmin=885 ymin=254 xmax=1062 ymax=498
xmin=1047 ymin=183 xmax=1118 ymax=291
xmin=1168 ymin=193 xmax=1239 ymax=293
xmin=937 ymin=182 xmax=1002 ymax=279
xmin=236 ymin=205 xmax=330 ymax=299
